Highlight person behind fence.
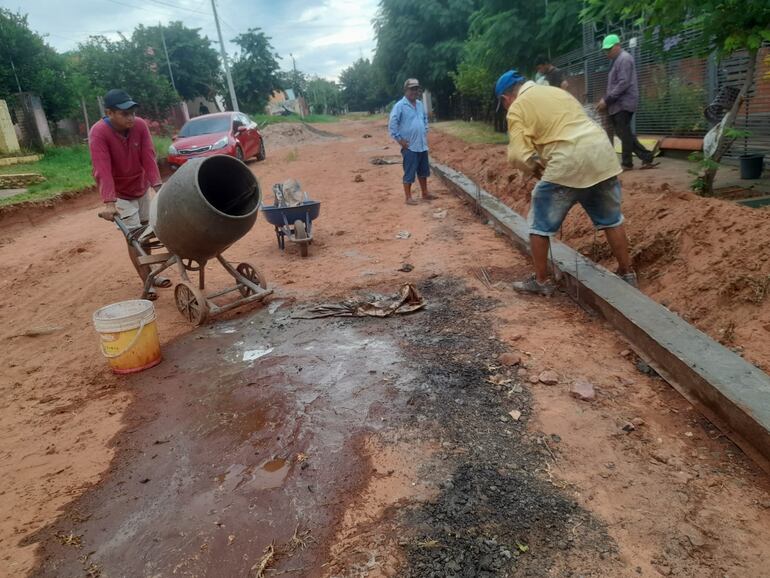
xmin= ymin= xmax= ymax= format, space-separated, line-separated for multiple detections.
xmin=91 ymin=88 xmax=169 ymax=299
xmin=534 ymin=55 xmax=569 ymax=90
xmin=388 ymin=78 xmax=437 ymax=205
xmin=596 ymin=34 xmax=659 ymax=171
xmin=494 ymin=69 xmax=638 ymax=296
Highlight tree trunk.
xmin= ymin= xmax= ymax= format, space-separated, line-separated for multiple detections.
xmin=702 ymin=50 xmax=758 ymax=195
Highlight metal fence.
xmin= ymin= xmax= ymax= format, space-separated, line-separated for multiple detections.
xmin=553 ymin=24 xmax=770 ymax=164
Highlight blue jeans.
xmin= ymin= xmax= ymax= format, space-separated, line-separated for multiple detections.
xmin=402 ymin=149 xmax=430 ymax=184
xmin=528 ymin=177 xmax=624 ymax=236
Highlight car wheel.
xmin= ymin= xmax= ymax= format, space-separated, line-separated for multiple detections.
xmin=257 ymin=139 xmax=266 ymax=161
xmin=235 ymin=145 xmax=244 ymax=161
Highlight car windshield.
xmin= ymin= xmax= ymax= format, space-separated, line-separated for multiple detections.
xmin=179 ymin=116 xmax=230 ymax=137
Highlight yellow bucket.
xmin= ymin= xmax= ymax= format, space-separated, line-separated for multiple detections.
xmin=92 ymin=300 xmax=162 ymax=374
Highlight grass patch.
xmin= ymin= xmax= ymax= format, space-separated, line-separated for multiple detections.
xmin=0 ymin=136 xmax=173 ymax=206
xmin=249 ymin=113 xmax=339 ymax=126
xmin=432 ymin=120 xmax=508 ymax=145
xmin=153 ymin=135 xmax=172 ymax=157
xmin=0 ymin=145 xmax=93 ymax=206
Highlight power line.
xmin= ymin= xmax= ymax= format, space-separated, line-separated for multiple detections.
xmin=146 ymin=0 xmax=211 ymax=17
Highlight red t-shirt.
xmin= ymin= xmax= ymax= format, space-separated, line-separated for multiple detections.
xmin=89 ymin=116 xmax=161 ymax=203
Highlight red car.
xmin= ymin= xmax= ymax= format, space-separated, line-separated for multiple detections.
xmin=167 ymin=112 xmax=265 ymax=169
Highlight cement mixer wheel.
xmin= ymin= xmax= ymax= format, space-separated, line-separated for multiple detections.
xmin=294 ymin=220 xmax=309 ymax=257
xmin=236 ymin=262 xmax=267 ymax=297
xmin=175 ymin=282 xmax=209 ymax=325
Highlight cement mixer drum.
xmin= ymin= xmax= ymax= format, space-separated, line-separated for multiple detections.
xmin=152 ymin=155 xmax=261 ymax=262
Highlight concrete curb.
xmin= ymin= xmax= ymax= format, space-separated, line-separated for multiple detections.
xmin=433 ymin=160 xmax=770 ymax=473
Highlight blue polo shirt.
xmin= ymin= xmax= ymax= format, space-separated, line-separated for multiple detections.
xmin=388 ymin=96 xmax=429 ymax=153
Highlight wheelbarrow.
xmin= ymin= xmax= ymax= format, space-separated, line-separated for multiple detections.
xmin=115 ymin=155 xmax=272 ymax=325
xmin=261 ymin=200 xmax=321 ymax=257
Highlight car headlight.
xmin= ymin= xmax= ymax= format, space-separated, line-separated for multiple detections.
xmin=211 ymin=136 xmax=229 ymax=150
xmin=168 ymin=144 xmax=178 ymax=155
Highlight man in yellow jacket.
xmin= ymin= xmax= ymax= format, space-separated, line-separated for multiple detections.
xmin=495 ymin=69 xmax=637 ymax=296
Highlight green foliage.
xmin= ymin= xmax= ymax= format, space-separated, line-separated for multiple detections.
xmin=75 ymin=35 xmax=178 ymax=120
xmin=132 ymin=22 xmax=222 ymax=101
xmin=305 ymin=77 xmax=343 ymax=115
xmin=0 ymin=145 xmax=93 ymax=206
xmin=583 ymin=0 xmax=770 ymax=56
xmin=687 ymin=151 xmax=721 ymax=195
xmin=230 ymin=28 xmax=282 ymax=113
xmin=373 ymin=0 xmax=479 ymax=115
xmin=463 ymin=0 xmax=582 ymax=77
xmin=339 ymin=58 xmax=387 ymax=112
xmin=636 ymin=78 xmax=706 ymax=136
xmin=450 ymin=61 xmax=495 ymax=105
xmin=277 ymin=68 xmax=307 ymax=97
xmin=0 ymin=9 xmax=78 ymax=120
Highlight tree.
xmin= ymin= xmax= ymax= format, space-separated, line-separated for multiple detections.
xmin=373 ymin=0 xmax=479 ymax=117
xmin=584 ymin=0 xmax=770 ymax=195
xmin=277 ymin=68 xmax=307 ymax=97
xmin=462 ymin=0 xmax=582 ymax=77
xmin=450 ymin=60 xmax=495 ymax=119
xmin=339 ymin=58 xmax=387 ymax=112
xmin=75 ymin=34 xmax=178 ymax=120
xmin=132 ymin=22 xmax=222 ymax=101
xmin=230 ymin=28 xmax=281 ymax=113
xmin=305 ymin=76 xmax=343 ymax=115
xmin=0 ymin=9 xmax=78 ymax=121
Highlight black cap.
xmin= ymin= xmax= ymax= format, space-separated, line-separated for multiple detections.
xmin=104 ymin=89 xmax=138 ymax=110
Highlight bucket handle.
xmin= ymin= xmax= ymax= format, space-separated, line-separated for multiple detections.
xmin=101 ymin=318 xmax=147 ymax=359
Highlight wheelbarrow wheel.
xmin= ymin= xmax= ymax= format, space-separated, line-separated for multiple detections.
xmin=175 ymin=282 xmax=209 ymax=325
xmin=294 ymin=219 xmax=309 ymax=257
xmin=236 ymin=262 xmax=267 ymax=297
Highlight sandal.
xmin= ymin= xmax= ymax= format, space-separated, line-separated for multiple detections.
xmin=405 ymin=198 xmax=419 ymax=205
xmin=640 ymin=161 xmax=660 ymax=170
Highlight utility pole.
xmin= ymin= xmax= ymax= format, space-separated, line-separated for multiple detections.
xmin=211 ymin=0 xmax=239 ymax=111
xmin=289 ymin=53 xmax=303 ymax=118
xmin=159 ymin=22 xmax=177 ymax=94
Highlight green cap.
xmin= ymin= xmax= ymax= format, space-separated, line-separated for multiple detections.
xmin=602 ymin=34 xmax=621 ymax=50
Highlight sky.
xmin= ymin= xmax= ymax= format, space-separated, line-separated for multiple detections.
xmin=16 ymin=0 xmax=380 ymax=81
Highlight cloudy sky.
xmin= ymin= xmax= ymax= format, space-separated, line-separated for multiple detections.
xmin=18 ymin=0 xmax=379 ymax=80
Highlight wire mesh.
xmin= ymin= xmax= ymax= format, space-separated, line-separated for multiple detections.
xmin=553 ymin=23 xmax=770 ymax=165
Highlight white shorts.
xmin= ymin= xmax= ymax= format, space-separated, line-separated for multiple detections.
xmin=116 ymin=187 xmax=155 ymax=229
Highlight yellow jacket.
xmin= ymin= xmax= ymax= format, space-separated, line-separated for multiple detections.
xmin=506 ymin=81 xmax=621 ymax=189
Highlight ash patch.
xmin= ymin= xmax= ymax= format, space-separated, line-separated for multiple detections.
xmin=393 ymin=276 xmax=619 ymax=576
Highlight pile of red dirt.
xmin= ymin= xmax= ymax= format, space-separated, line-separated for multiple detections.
xmin=431 ymin=132 xmax=770 ymax=372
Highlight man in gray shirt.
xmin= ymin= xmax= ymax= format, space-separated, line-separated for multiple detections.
xmin=596 ymin=34 xmax=658 ymax=170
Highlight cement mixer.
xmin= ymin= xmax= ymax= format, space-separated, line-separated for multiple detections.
xmin=116 ymin=155 xmax=272 ymax=325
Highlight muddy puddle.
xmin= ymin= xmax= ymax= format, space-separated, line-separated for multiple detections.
xmin=28 ymin=278 xmax=619 ymax=577
xmin=28 ymin=305 xmax=416 ymax=577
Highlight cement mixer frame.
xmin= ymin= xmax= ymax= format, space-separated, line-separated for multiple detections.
xmin=117 ymin=217 xmax=272 ymax=325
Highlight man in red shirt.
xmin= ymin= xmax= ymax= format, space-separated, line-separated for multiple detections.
xmin=90 ymin=89 xmax=169 ymax=297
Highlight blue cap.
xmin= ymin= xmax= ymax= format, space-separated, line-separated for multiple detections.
xmin=494 ymin=70 xmax=526 ymax=98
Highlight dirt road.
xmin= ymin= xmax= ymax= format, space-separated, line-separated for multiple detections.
xmin=1 ymin=120 xmax=769 ymax=577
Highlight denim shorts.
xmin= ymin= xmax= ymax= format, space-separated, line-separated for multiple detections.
xmin=402 ymin=149 xmax=430 ymax=184
xmin=528 ymin=177 xmax=624 ymax=236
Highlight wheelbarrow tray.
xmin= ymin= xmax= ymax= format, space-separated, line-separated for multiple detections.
xmin=261 ymin=201 xmax=321 ymax=227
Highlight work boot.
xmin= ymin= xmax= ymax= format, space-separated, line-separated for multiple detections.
xmin=512 ymin=274 xmax=556 ymax=297
xmin=619 ymin=271 xmax=639 ymax=288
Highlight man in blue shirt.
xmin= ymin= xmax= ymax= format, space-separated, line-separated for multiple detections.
xmin=388 ymin=78 xmax=435 ymax=205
